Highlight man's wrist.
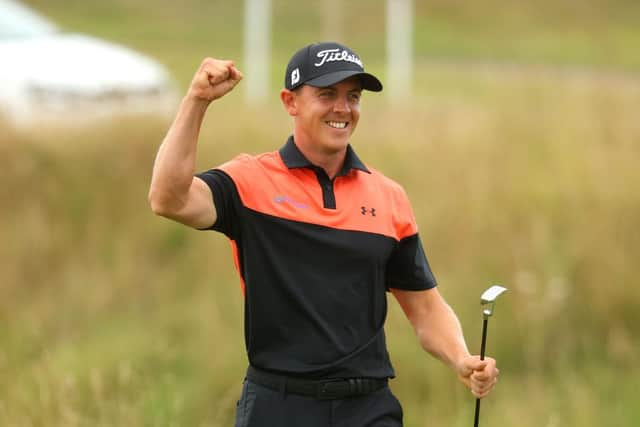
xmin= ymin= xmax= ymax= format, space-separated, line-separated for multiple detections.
xmin=451 ymin=350 xmax=472 ymax=373
xmin=185 ymin=91 xmax=213 ymax=107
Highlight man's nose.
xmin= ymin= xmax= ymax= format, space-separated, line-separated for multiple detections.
xmin=333 ymin=96 xmax=350 ymax=113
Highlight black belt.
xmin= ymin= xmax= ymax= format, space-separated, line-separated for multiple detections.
xmin=246 ymin=366 xmax=388 ymax=400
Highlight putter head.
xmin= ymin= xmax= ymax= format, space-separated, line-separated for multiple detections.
xmin=480 ymin=285 xmax=508 ymax=318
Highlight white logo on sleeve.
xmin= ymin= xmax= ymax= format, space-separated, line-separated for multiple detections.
xmin=291 ymin=68 xmax=300 ymax=85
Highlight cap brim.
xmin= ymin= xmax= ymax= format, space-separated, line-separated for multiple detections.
xmin=305 ymin=70 xmax=383 ymax=92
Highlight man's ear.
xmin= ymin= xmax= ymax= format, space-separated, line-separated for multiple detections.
xmin=280 ymin=88 xmax=298 ymax=116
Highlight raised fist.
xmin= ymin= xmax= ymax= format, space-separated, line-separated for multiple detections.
xmin=188 ymin=57 xmax=243 ymax=102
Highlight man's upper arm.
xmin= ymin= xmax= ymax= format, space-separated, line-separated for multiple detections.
xmin=163 ymin=176 xmax=217 ymax=230
xmin=391 ymin=287 xmax=443 ymax=328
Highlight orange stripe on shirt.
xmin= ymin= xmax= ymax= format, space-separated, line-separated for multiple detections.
xmin=217 ymin=152 xmax=418 ymax=241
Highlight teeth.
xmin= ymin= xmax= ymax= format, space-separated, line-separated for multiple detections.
xmin=327 ymin=121 xmax=347 ymax=129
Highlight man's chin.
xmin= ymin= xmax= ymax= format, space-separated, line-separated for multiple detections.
xmin=325 ymin=132 xmax=353 ymax=147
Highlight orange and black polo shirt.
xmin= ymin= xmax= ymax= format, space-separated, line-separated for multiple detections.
xmin=196 ymin=136 xmax=436 ymax=379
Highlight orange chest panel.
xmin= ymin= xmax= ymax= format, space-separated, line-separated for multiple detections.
xmin=218 ymin=153 xmax=416 ymax=240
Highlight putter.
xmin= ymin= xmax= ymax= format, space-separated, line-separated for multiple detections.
xmin=473 ymin=285 xmax=508 ymax=427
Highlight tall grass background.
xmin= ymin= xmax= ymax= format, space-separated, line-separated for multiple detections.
xmin=2 ymin=1 xmax=639 ymax=426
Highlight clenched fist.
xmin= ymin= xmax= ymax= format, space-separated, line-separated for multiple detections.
xmin=188 ymin=57 xmax=243 ymax=103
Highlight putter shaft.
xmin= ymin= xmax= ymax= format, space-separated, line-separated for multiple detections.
xmin=473 ymin=318 xmax=489 ymax=427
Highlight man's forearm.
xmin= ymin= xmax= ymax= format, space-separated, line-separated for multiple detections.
xmin=416 ymin=299 xmax=471 ymax=371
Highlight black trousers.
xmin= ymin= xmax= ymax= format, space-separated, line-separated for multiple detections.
xmin=234 ymin=379 xmax=403 ymax=427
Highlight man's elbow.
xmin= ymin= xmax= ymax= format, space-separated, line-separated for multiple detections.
xmin=148 ymin=189 xmax=176 ymax=218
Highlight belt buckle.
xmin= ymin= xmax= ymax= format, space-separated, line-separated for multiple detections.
xmin=316 ymin=379 xmax=346 ymax=400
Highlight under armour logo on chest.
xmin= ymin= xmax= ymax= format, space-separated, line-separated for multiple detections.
xmin=361 ymin=206 xmax=376 ymax=216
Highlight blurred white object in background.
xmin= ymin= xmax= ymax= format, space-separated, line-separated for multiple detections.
xmin=386 ymin=0 xmax=413 ymax=103
xmin=243 ymin=0 xmax=270 ymax=105
xmin=0 ymin=0 xmax=178 ymax=127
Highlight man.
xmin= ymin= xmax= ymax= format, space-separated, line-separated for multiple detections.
xmin=149 ymin=42 xmax=499 ymax=427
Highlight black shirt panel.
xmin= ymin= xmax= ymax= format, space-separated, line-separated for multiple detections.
xmin=239 ymin=208 xmax=396 ymax=378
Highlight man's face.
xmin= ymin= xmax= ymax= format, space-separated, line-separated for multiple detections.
xmin=291 ymin=77 xmax=362 ymax=155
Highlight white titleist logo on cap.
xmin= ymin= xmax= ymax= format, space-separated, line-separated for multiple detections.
xmin=314 ymin=49 xmax=363 ymax=68
xmin=291 ymin=68 xmax=300 ymax=85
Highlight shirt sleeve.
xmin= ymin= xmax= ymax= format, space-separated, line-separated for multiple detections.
xmin=194 ymin=169 xmax=241 ymax=239
xmin=385 ymin=233 xmax=437 ymax=291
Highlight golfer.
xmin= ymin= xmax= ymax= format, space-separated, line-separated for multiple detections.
xmin=149 ymin=42 xmax=499 ymax=426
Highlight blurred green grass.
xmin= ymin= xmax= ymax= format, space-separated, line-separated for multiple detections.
xmin=2 ymin=1 xmax=640 ymax=426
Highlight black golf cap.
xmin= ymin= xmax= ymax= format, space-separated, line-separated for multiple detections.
xmin=284 ymin=42 xmax=383 ymax=92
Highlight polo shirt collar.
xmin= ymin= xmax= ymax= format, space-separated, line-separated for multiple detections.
xmin=279 ymin=135 xmax=370 ymax=176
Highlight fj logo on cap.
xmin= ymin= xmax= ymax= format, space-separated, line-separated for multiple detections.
xmin=291 ymin=68 xmax=300 ymax=85
xmin=314 ymin=49 xmax=363 ymax=68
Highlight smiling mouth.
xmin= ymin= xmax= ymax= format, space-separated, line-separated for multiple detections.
xmin=326 ymin=121 xmax=348 ymax=129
